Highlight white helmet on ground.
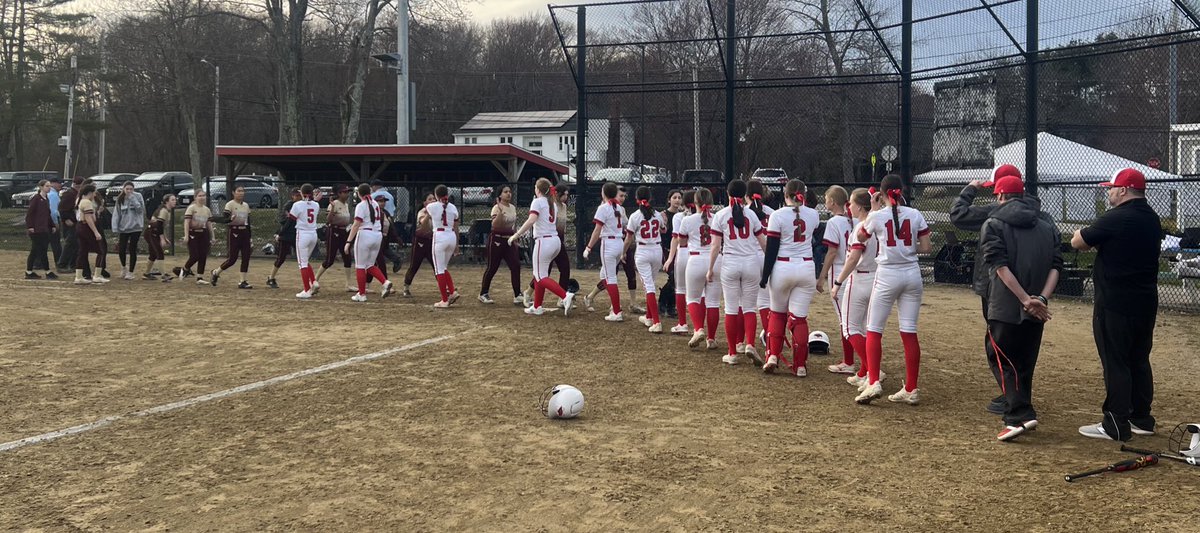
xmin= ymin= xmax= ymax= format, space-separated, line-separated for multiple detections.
xmin=540 ymin=384 xmax=585 ymax=419
xmin=808 ymin=331 xmax=830 ymax=355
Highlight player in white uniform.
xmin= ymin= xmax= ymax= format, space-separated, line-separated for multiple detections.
xmin=623 ymin=186 xmax=667 ymax=332
xmin=708 ymin=179 xmax=766 ymax=365
xmin=426 ymin=184 xmax=461 ymax=308
xmin=289 ymin=184 xmax=322 ymax=299
xmin=759 ymin=179 xmax=820 ymax=375
xmin=854 ymin=175 xmax=932 ymax=405
xmin=832 ymin=188 xmax=882 ymax=387
xmin=509 ymin=178 xmax=575 ymax=316
xmin=345 ymin=183 xmax=393 ymax=302
xmin=666 ymin=187 xmax=720 ymax=350
xmin=746 ymin=180 xmax=775 ymax=352
xmin=582 ymin=182 xmax=627 ymax=322
xmin=818 ymin=185 xmax=858 ymax=374
xmin=664 ymin=190 xmax=696 ymax=335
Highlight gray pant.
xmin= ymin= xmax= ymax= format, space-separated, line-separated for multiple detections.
xmin=58 ymin=223 xmax=77 ymax=270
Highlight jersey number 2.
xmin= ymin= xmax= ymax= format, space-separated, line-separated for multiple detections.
xmin=885 ymin=219 xmax=912 ymax=247
xmin=640 ymin=219 xmax=660 ymax=239
xmin=793 ymin=219 xmax=807 ymax=242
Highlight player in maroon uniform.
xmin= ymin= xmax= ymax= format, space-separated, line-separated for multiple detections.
xmin=143 ymin=194 xmax=177 ymax=281
xmin=402 ymin=192 xmax=437 ymax=297
xmin=211 ymin=186 xmax=254 ymax=289
xmin=479 ymin=185 xmax=523 ymax=305
xmin=315 ymin=185 xmax=355 ymax=291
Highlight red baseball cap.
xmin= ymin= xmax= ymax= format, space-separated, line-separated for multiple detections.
xmin=981 ymin=164 xmax=1022 ymax=189
xmin=1102 ymin=168 xmax=1146 ymax=190
xmin=985 ymin=175 xmax=1024 ymax=195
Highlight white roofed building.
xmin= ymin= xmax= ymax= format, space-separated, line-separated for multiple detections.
xmin=452 ymin=110 xmax=633 ymax=180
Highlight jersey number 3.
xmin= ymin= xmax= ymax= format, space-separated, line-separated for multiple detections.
xmin=885 ymin=219 xmax=913 ymax=247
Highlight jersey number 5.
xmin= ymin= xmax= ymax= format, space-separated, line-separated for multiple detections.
xmin=885 ymin=219 xmax=913 ymax=247
xmin=306 ymin=208 xmax=315 ymax=224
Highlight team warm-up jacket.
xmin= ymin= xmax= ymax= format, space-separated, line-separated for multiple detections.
xmin=979 ymin=196 xmax=1063 ymax=325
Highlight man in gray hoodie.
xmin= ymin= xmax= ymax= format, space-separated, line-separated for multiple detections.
xmin=978 ymin=175 xmax=1063 ymax=442
xmin=950 ymin=164 xmax=1024 ymax=415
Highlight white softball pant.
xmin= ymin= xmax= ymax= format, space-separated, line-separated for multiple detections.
xmin=432 ymin=230 xmax=456 ymax=275
xmin=767 ymin=259 xmax=816 ymax=317
xmin=532 ymin=235 xmax=560 ymax=281
xmin=866 ymin=266 xmax=923 ymax=334
xmin=720 ymin=254 xmax=761 ymax=315
xmin=635 ymin=246 xmax=662 ymax=295
xmin=673 ymin=247 xmax=688 ymax=296
xmin=685 ymin=253 xmax=721 ymax=307
xmin=296 ymin=231 xmax=318 ymax=269
xmin=354 ymin=230 xmax=382 ymax=269
xmin=839 ymin=271 xmax=874 ymax=337
xmin=598 ymin=237 xmax=623 ymax=285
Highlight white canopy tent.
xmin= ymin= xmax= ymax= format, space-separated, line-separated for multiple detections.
xmin=916 ymin=133 xmax=1199 ymax=227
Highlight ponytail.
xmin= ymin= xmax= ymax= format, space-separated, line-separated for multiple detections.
xmin=696 ymin=188 xmax=714 ymax=227
xmin=434 ymin=184 xmax=450 ymax=226
xmin=747 ymin=179 xmax=767 ymax=222
xmin=879 ymin=174 xmax=905 ymax=242
xmin=635 ymin=186 xmax=653 ymax=222
xmin=356 ymin=183 xmax=376 ymax=223
xmin=727 ymin=179 xmax=748 ymax=230
xmin=784 ymin=179 xmax=806 ymax=222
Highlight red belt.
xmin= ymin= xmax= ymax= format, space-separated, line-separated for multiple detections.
xmin=777 ymin=257 xmax=812 ymax=262
xmin=689 ymin=251 xmax=702 ymax=255
xmin=537 ymin=234 xmax=556 ymax=239
xmin=360 ymin=228 xmax=376 ymax=231
xmin=857 ymin=269 xmax=871 ymax=274
xmin=436 ymin=228 xmax=447 ymax=231
xmin=604 ymin=235 xmax=619 ymax=239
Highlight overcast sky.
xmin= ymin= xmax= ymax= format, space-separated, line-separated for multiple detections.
xmin=471 ymin=0 xmax=584 ymax=23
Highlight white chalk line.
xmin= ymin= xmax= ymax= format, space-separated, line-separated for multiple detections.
xmin=0 ymin=328 xmax=489 ymax=453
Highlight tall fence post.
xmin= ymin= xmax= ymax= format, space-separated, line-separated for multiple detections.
xmin=1025 ymin=0 xmax=1040 ymax=195
xmin=575 ymin=6 xmax=589 ymax=266
xmin=899 ymin=0 xmax=912 ymax=188
xmin=724 ymin=0 xmax=736 ymax=182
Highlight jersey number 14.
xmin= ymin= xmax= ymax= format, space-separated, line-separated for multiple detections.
xmin=885 ymin=219 xmax=912 ymax=247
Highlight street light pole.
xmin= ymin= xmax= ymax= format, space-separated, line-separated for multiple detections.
xmin=201 ymin=59 xmax=220 ymax=177
xmin=63 ymin=55 xmax=77 ymax=179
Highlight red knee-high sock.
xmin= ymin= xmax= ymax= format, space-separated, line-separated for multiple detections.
xmin=299 ymin=267 xmax=309 ymax=291
xmin=539 ymin=277 xmax=567 ymax=299
xmin=724 ymin=313 xmax=742 ymax=354
xmin=356 ymin=269 xmax=368 ymax=294
xmin=606 ymin=283 xmax=622 ymax=314
xmin=646 ymin=293 xmax=659 ymax=324
xmin=850 ymin=334 xmax=868 ymax=377
xmin=366 ymin=265 xmax=387 ymax=284
xmin=705 ymin=307 xmax=719 ymax=340
xmin=534 ymin=282 xmax=546 ymax=308
xmin=768 ymin=311 xmax=788 ymax=356
xmin=688 ymin=303 xmax=704 ymax=332
xmin=434 ymin=273 xmax=449 ymax=301
xmin=676 ymin=295 xmax=688 ymax=326
xmin=841 ymin=335 xmax=855 ymax=366
xmin=743 ymin=311 xmax=757 ymax=346
xmin=759 ymin=308 xmax=769 ymax=331
xmin=866 ymin=331 xmax=884 ymax=384
xmin=444 ymin=271 xmax=456 ymax=294
xmin=900 ymin=332 xmax=921 ymax=392
xmin=790 ymin=315 xmax=810 ymax=371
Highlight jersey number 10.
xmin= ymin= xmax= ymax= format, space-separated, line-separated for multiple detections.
xmin=885 ymin=219 xmax=913 ymax=247
xmin=726 ymin=220 xmax=751 ymax=240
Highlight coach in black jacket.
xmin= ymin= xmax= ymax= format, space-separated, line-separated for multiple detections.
xmin=979 ymin=175 xmax=1062 ymax=442
xmin=949 ymin=164 xmax=1026 ymax=415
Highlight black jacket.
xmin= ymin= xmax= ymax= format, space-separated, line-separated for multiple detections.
xmin=949 ymin=184 xmax=997 ymax=297
xmin=979 ymin=196 xmax=1063 ymax=325
xmin=276 ymin=201 xmax=297 ymax=243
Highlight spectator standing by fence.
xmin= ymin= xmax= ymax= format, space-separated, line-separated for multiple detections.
xmin=950 ymin=164 xmax=1024 ymax=415
xmin=24 ymin=179 xmax=57 ymax=280
xmin=113 ymin=181 xmax=146 ymax=281
xmin=1072 ymin=168 xmax=1163 ymax=442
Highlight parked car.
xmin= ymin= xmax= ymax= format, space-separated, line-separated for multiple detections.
xmin=750 ymin=168 xmax=789 ymax=186
xmin=592 ymin=167 xmax=642 ymax=183
xmin=0 ymin=171 xmax=58 ymax=207
xmin=106 ymin=171 xmax=194 ymax=212
xmin=681 ymin=169 xmax=724 ymax=183
xmin=178 ymin=176 xmax=279 ymax=209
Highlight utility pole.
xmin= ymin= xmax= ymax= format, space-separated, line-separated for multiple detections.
xmin=201 ymin=59 xmax=220 ymax=177
xmin=397 ymin=0 xmax=411 ymax=144
xmin=98 ymin=37 xmax=107 ymax=173
xmin=639 ymin=44 xmax=646 ymax=166
xmin=1169 ymin=7 xmax=1180 ymax=127
xmin=693 ymin=66 xmax=700 ymax=169
xmin=724 ymin=0 xmax=736 ymax=182
xmin=63 ymin=55 xmax=77 ymax=179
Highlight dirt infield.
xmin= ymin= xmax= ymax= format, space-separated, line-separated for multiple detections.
xmin=1 ymin=249 xmax=1198 ymax=531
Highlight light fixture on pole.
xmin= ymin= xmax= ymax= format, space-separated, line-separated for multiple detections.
xmin=61 ymin=56 xmax=77 ymax=179
xmin=200 ymin=58 xmax=220 ymax=177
